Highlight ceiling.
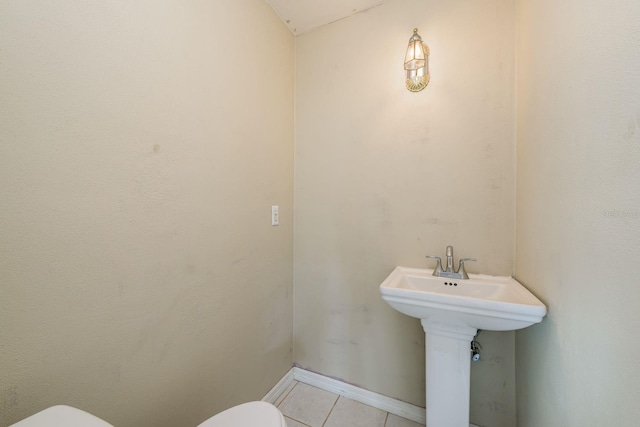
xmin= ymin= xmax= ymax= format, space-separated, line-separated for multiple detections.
xmin=264 ymin=0 xmax=385 ymax=35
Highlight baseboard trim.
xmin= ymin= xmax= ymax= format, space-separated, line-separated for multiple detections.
xmin=262 ymin=368 xmax=295 ymax=405
xmin=292 ymin=368 xmax=426 ymax=425
xmin=263 ymin=367 xmax=480 ymax=427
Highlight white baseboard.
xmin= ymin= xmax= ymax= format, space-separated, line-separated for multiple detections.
xmin=262 ymin=368 xmax=296 ymax=405
xmin=292 ymin=367 xmax=426 ymax=425
xmin=263 ymin=367 xmax=480 ymax=427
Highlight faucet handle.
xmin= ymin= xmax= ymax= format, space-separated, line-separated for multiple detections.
xmin=456 ymin=258 xmax=477 ymax=279
xmin=446 ymin=246 xmax=453 ymax=257
xmin=425 ymin=256 xmax=444 ymax=275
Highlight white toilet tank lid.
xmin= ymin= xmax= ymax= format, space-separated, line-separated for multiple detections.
xmin=197 ymin=401 xmax=286 ymax=427
xmin=10 ymin=405 xmax=114 ymax=427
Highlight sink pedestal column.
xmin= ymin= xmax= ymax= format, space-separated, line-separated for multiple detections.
xmin=421 ymin=320 xmax=477 ymax=427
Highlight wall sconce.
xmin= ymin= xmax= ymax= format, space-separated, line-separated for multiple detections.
xmin=404 ymin=28 xmax=430 ymax=92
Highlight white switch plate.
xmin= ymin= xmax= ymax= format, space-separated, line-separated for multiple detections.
xmin=271 ymin=206 xmax=279 ymax=226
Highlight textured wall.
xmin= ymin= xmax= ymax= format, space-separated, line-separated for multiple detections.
xmin=0 ymin=1 xmax=294 ymax=426
xmin=515 ymin=0 xmax=640 ymax=426
xmin=293 ymin=1 xmax=517 ymax=426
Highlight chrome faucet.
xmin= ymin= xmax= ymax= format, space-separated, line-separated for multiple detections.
xmin=445 ymin=245 xmax=454 ymax=273
xmin=426 ymin=245 xmax=476 ymax=279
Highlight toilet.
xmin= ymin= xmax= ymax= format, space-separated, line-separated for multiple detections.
xmin=9 ymin=405 xmax=114 ymax=427
xmin=10 ymin=402 xmax=287 ymax=427
xmin=198 ymin=401 xmax=287 ymax=427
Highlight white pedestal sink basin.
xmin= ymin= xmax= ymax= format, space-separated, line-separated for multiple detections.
xmin=380 ymin=267 xmax=546 ymax=427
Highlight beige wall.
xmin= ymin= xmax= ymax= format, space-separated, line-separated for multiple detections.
xmin=515 ymin=0 xmax=640 ymax=425
xmin=0 ymin=1 xmax=294 ymax=426
xmin=8 ymin=1 xmax=637 ymax=425
xmin=293 ymin=1 xmax=518 ymax=425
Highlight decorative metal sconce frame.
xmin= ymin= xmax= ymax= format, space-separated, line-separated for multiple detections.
xmin=404 ymin=28 xmax=430 ymax=92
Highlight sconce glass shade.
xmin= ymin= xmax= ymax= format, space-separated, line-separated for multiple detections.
xmin=404 ymin=28 xmax=430 ymax=92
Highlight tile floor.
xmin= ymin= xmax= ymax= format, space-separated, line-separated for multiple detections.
xmin=274 ymin=381 xmax=425 ymax=427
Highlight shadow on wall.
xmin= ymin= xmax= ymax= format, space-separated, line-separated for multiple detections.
xmin=516 ymin=312 xmax=570 ymax=426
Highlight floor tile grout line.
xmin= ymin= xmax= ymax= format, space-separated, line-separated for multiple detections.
xmin=277 ymin=381 xmax=417 ymax=427
xmin=320 ymin=395 xmax=341 ymax=427
xmin=276 ymin=381 xmax=299 ymax=408
xmin=277 ymin=383 xmax=310 ymax=427
xmin=291 ymin=368 xmax=425 ymax=425
xmin=284 ymin=414 xmax=312 ymax=427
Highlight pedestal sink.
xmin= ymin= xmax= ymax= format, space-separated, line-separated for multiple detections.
xmin=380 ymin=267 xmax=546 ymax=427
